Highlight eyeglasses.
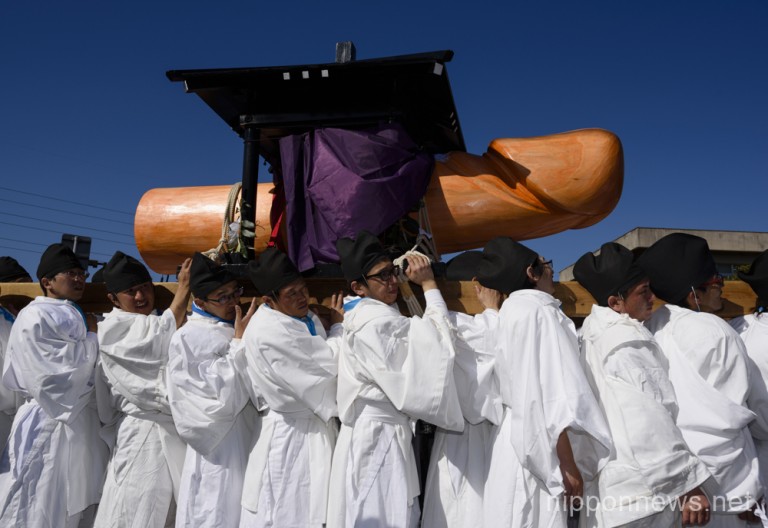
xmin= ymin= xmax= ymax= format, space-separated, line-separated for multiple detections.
xmin=58 ymin=270 xmax=89 ymax=280
xmin=206 ymin=286 xmax=244 ymax=304
xmin=531 ymin=259 xmax=553 ymax=270
xmin=699 ymin=273 xmax=724 ymax=289
xmin=365 ymin=266 xmax=400 ymax=283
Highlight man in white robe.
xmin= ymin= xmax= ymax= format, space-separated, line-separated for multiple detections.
xmin=167 ymin=253 xmax=259 ymax=527
xmin=421 ymin=250 xmax=505 ymax=528
xmin=0 ymin=256 xmax=32 ymax=452
xmin=327 ymin=230 xmax=465 ymax=528
xmin=639 ymin=233 xmax=768 ymax=526
xmin=477 ymin=237 xmax=613 ymax=528
xmin=730 ymin=250 xmax=768 ymax=495
xmin=574 ymin=242 xmax=711 ymax=527
xmin=93 ymin=251 xmax=192 ymax=528
xmin=0 ymin=243 xmax=108 ymax=527
xmin=239 ymin=248 xmax=343 ymax=527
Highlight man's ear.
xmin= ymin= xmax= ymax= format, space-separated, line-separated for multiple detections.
xmin=261 ymin=295 xmax=276 ymax=309
xmin=350 ymin=280 xmax=366 ymax=297
xmin=525 ymin=265 xmax=537 ymax=284
xmin=606 ymin=295 xmax=623 ymax=313
xmin=40 ymin=277 xmax=51 ymax=292
xmin=192 ymin=296 xmax=205 ymax=311
xmin=107 ymin=293 xmax=120 ymax=308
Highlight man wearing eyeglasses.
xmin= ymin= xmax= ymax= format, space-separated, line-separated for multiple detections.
xmin=327 ymin=230 xmax=464 ymax=528
xmin=167 ymin=252 xmax=259 ymax=527
xmin=238 ymin=247 xmax=343 ymax=528
xmin=94 ymin=251 xmax=191 ymax=528
xmin=639 ymin=233 xmax=768 ymax=526
xmin=0 ymin=243 xmax=108 ymax=527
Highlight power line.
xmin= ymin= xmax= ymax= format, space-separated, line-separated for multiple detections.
xmin=0 ymin=211 xmax=134 ymax=239
xmin=0 ymin=245 xmax=43 ymax=256
xmin=0 ymin=198 xmax=134 ymax=226
xmin=0 ymin=185 xmax=135 ymax=216
xmin=0 ymin=237 xmax=113 ymax=259
xmin=0 ymin=220 xmax=136 ymax=246
xmin=0 ymin=236 xmax=48 ymax=248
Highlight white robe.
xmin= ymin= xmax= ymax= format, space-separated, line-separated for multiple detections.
xmin=167 ymin=312 xmax=260 ymax=528
xmin=0 ymin=297 xmax=108 ymax=527
xmin=0 ymin=307 xmax=21 ymax=455
xmin=326 ymin=290 xmax=465 ymax=528
xmin=94 ymin=308 xmax=187 ymax=528
xmin=579 ymin=305 xmax=711 ymax=528
xmin=730 ymin=313 xmax=768 ymax=492
xmin=484 ymin=289 xmax=612 ymax=528
xmin=239 ymin=305 xmax=341 ymax=528
xmin=647 ymin=304 xmax=763 ymax=526
xmin=421 ymin=309 xmax=504 ymax=528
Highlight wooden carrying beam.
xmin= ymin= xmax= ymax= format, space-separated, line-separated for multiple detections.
xmin=0 ymin=280 xmax=757 ymax=321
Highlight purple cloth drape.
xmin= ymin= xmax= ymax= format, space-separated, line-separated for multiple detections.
xmin=279 ymin=124 xmax=434 ymax=271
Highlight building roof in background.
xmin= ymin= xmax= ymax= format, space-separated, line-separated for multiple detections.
xmin=559 ymin=227 xmax=768 ymax=281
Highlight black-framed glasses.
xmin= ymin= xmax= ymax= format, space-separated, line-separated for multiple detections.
xmin=206 ymin=286 xmax=244 ymax=304
xmin=531 ymin=258 xmax=553 ymax=270
xmin=365 ymin=265 xmax=400 ymax=283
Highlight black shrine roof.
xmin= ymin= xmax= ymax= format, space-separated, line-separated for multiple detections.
xmin=166 ymin=49 xmax=466 ymax=161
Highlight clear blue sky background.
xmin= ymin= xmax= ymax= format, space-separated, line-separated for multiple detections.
xmin=1 ymin=1 xmax=766 ymax=282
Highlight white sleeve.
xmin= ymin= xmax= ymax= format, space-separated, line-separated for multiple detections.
xmin=449 ymin=310 xmax=503 ymax=425
xmin=244 ymin=315 xmax=338 ymax=422
xmin=167 ymin=329 xmax=250 ymax=455
xmin=0 ymin=318 xmax=18 ymax=414
xmin=351 ymin=310 xmax=464 ymax=431
xmin=498 ymin=302 xmax=611 ymax=492
xmin=98 ymin=309 xmax=176 ymax=415
xmin=424 ymin=288 xmax=449 ymax=317
xmin=5 ymin=305 xmax=98 ymax=424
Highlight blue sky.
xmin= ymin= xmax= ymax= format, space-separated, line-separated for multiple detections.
xmin=1 ymin=1 xmax=766 ymax=281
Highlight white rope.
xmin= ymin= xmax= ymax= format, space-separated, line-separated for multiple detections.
xmin=203 ymin=182 xmax=242 ymax=262
xmin=392 ymin=249 xmax=433 ymax=317
xmin=415 ymin=199 xmax=440 ymax=262
xmin=385 ymin=200 xmax=442 ymax=318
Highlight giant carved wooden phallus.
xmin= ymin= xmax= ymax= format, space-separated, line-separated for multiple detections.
xmin=135 ymin=128 xmax=623 ymax=274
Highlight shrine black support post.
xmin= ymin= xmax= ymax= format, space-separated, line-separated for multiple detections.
xmin=240 ymin=124 xmax=260 ymax=261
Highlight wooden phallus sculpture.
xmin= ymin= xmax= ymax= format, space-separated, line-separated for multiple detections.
xmin=135 ymin=128 xmax=623 ymax=274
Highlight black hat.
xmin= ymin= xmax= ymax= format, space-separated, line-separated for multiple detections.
xmin=739 ymin=249 xmax=768 ymax=301
xmin=336 ymin=230 xmax=389 ymax=282
xmin=573 ymin=243 xmax=646 ymax=306
xmin=91 ymin=266 xmax=105 ymax=284
xmin=189 ymin=253 xmax=237 ymax=298
xmin=103 ymin=251 xmax=152 ymax=294
xmin=247 ymin=248 xmax=302 ymax=294
xmin=477 ymin=237 xmax=538 ymax=295
xmin=445 ymin=251 xmax=483 ymax=281
xmin=637 ymin=233 xmax=717 ymax=303
xmin=36 ymin=243 xmax=84 ymax=280
xmin=0 ymin=257 xmax=31 ymax=282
